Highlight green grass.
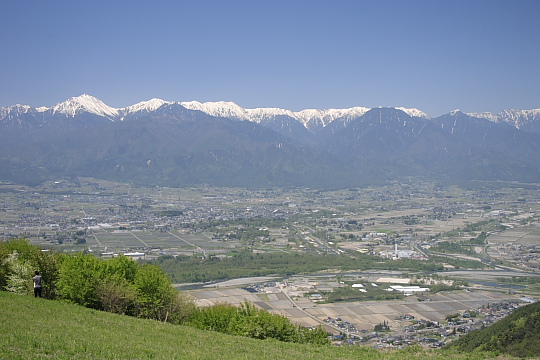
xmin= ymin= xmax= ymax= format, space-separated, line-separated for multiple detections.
xmin=0 ymin=292 xmax=506 ymax=360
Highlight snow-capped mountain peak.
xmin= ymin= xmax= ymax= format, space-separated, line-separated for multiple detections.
xmin=51 ymin=94 xmax=119 ymax=118
xmin=395 ymin=107 xmax=430 ymax=119
xmin=245 ymin=107 xmax=296 ymax=123
xmin=293 ymin=107 xmax=372 ymax=129
xmin=123 ymin=98 xmax=173 ymax=115
xmin=180 ymin=100 xmax=250 ymax=120
xmin=2 ymin=95 xmax=540 ymax=137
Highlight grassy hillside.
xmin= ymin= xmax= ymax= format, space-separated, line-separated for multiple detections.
xmin=0 ymin=292 xmax=508 ymax=360
xmin=446 ymin=301 xmax=540 ymax=358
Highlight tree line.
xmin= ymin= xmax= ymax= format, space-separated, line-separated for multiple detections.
xmin=150 ymin=250 xmax=486 ymax=284
xmin=0 ymin=239 xmax=328 ymax=345
xmin=0 ymin=238 xmax=191 ymax=322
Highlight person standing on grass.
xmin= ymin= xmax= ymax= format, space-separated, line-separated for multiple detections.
xmin=33 ymin=271 xmax=42 ymax=298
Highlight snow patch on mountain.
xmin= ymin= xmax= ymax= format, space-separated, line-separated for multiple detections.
xmin=0 ymin=104 xmax=32 ymax=120
xmin=464 ymin=109 xmax=540 ymax=128
xmin=498 ymin=109 xmax=540 ymax=129
xmin=466 ymin=112 xmax=499 ymax=122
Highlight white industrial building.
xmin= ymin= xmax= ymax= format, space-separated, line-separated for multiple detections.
xmin=387 ymin=285 xmax=429 ymax=293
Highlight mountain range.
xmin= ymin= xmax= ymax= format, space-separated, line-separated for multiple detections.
xmin=1 ymin=94 xmax=539 ymax=187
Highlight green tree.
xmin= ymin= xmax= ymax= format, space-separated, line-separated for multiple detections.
xmin=56 ymin=253 xmax=104 ymax=308
xmin=33 ymin=250 xmax=63 ymax=299
xmin=133 ymin=264 xmax=175 ymax=321
xmin=103 ymin=255 xmax=139 ymax=283
xmin=0 ymin=238 xmax=41 ymax=263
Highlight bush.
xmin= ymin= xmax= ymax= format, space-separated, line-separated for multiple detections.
xmin=163 ymin=292 xmax=197 ymax=324
xmin=187 ymin=300 xmax=329 ymax=345
xmin=228 ymin=301 xmax=298 ymax=341
xmin=188 ymin=302 xmax=238 ymax=333
xmin=96 ymin=278 xmax=138 ymax=315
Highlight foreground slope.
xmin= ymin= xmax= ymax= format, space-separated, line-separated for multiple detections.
xmin=1 ymin=292 xmax=499 ymax=360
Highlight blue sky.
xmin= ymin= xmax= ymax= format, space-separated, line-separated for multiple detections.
xmin=1 ymin=0 xmax=538 ymax=117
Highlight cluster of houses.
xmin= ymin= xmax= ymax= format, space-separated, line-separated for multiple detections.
xmin=330 ymin=300 xmax=528 ymax=348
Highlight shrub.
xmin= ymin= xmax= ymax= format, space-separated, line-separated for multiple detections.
xmin=187 ymin=300 xmax=329 ymax=345
xmin=96 ymin=277 xmax=138 ymax=315
xmin=188 ymin=302 xmax=239 ymax=332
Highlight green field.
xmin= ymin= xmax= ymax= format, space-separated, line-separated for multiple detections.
xmin=0 ymin=292 xmax=505 ymax=360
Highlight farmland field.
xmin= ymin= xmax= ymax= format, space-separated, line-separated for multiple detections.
xmin=84 ymin=229 xmax=241 ymax=255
